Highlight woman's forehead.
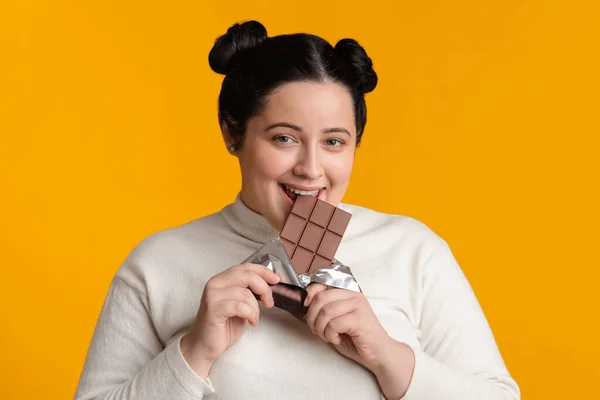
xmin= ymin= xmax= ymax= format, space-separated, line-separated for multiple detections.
xmin=258 ymin=81 xmax=356 ymax=134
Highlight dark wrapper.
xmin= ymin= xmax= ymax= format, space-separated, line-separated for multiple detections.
xmin=243 ymin=238 xmax=361 ymax=320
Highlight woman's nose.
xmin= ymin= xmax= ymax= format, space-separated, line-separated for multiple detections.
xmin=292 ymin=149 xmax=324 ymax=180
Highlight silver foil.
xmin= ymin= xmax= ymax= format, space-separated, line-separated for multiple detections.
xmin=242 ymin=238 xmax=304 ymax=288
xmin=301 ymin=261 xmax=362 ymax=293
xmin=243 ymin=238 xmax=361 ymax=292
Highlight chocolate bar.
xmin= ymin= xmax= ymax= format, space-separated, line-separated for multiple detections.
xmin=245 ymin=196 xmax=353 ymax=321
xmin=280 ymin=196 xmax=351 ymax=275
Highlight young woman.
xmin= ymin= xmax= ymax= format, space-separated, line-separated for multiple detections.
xmin=75 ymin=20 xmax=520 ymax=400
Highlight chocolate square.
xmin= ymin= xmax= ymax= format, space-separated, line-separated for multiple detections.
xmin=280 ymin=213 xmax=307 ymax=243
xmin=291 ymin=246 xmax=314 ymax=275
xmin=309 ymin=254 xmax=332 ymax=273
xmin=309 ymin=200 xmax=335 ymax=227
xmin=298 ymin=222 xmax=325 ymax=252
xmin=316 ymin=231 xmax=341 ymax=260
xmin=329 ymin=208 xmax=352 ymax=236
xmin=291 ymin=195 xmax=317 ymax=219
xmin=281 ymin=238 xmax=297 ymax=258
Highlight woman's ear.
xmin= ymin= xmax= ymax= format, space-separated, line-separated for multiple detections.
xmin=221 ymin=123 xmax=238 ymax=155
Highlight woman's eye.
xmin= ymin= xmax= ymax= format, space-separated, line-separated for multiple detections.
xmin=274 ymin=136 xmax=294 ymax=144
xmin=326 ymin=138 xmax=343 ymax=147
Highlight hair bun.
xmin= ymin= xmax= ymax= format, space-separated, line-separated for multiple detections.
xmin=209 ymin=20 xmax=268 ymax=75
xmin=334 ymin=38 xmax=378 ymax=93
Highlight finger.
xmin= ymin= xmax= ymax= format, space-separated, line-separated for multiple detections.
xmin=213 ymin=263 xmax=280 ymax=287
xmin=324 ymin=313 xmax=357 ymax=344
xmin=239 ymin=263 xmax=281 ymax=285
xmin=215 ymin=267 xmax=277 ymax=307
xmin=314 ymin=299 xmax=357 ymax=341
xmin=213 ymin=287 xmax=261 ymax=314
xmin=306 ymin=289 xmax=356 ymax=331
xmin=304 ymin=283 xmax=328 ymax=307
xmin=216 ymin=299 xmax=259 ymax=326
xmin=275 ymin=270 xmax=284 ymax=281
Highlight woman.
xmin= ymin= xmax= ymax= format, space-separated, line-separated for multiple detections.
xmin=75 ymin=21 xmax=520 ymax=400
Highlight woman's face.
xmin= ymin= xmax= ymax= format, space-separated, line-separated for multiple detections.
xmin=228 ymin=81 xmax=357 ymax=231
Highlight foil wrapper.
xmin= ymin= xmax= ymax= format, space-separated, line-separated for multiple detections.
xmin=243 ymin=238 xmax=361 ymax=320
xmin=301 ymin=262 xmax=362 ymax=293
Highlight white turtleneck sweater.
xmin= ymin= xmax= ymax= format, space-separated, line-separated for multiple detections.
xmin=75 ymin=195 xmax=520 ymax=400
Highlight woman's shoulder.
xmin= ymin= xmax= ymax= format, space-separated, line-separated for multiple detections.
xmin=339 ymin=202 xmax=446 ymax=249
xmin=338 ymin=203 xmax=453 ymax=280
xmin=113 ymin=211 xmax=230 ymax=292
xmin=130 ymin=211 xmax=227 ymax=256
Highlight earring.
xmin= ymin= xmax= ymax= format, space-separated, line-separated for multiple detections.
xmin=228 ymin=145 xmax=236 ymax=153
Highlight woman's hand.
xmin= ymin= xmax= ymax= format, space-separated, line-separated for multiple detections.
xmin=304 ymin=283 xmax=391 ymax=370
xmin=304 ymin=284 xmax=416 ymax=399
xmin=180 ymin=263 xmax=280 ymax=378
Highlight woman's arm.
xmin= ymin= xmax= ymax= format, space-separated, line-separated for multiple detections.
xmin=75 ymin=273 xmax=214 ymax=400
xmin=376 ymin=239 xmax=520 ymax=400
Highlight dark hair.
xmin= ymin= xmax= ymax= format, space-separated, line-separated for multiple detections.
xmin=208 ymin=20 xmax=378 ymax=149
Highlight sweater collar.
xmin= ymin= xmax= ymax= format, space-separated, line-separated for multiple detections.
xmin=220 ymin=193 xmax=280 ymax=244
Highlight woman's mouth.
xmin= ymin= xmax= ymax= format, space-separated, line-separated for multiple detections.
xmin=280 ymin=184 xmax=324 ymax=202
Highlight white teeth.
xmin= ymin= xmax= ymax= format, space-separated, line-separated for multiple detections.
xmin=284 ymin=184 xmax=320 ymax=196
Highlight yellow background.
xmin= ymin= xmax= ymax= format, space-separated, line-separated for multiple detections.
xmin=1 ymin=1 xmax=598 ymax=399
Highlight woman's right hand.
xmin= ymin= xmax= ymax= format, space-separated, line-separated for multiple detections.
xmin=180 ymin=263 xmax=280 ymax=378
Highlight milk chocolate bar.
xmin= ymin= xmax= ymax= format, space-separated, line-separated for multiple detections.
xmin=244 ymin=196 xmax=352 ymax=321
xmin=280 ymin=196 xmax=351 ymax=275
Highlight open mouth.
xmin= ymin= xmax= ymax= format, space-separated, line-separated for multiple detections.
xmin=280 ymin=184 xmax=324 ymax=202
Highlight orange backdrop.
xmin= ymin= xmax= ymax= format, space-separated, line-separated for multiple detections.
xmin=1 ymin=1 xmax=599 ymax=399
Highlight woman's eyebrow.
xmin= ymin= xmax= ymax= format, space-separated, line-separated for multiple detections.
xmin=323 ymin=127 xmax=351 ymax=137
xmin=265 ymin=123 xmax=351 ymax=137
xmin=265 ymin=122 xmax=302 ymax=132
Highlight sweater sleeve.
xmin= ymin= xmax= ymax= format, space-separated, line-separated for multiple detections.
xmin=401 ymin=240 xmax=520 ymax=400
xmin=74 ymin=275 xmax=215 ymax=400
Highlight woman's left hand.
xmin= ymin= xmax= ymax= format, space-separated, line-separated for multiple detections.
xmin=304 ymin=283 xmax=391 ymax=371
